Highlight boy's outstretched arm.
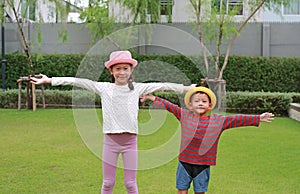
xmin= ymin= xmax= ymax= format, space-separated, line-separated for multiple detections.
xmin=30 ymin=74 xmax=52 ymax=85
xmin=260 ymin=112 xmax=275 ymax=122
xmin=140 ymin=94 xmax=156 ymax=103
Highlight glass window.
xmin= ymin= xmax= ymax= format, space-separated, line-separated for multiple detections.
xmin=21 ymin=0 xmax=36 ymax=21
xmin=48 ymin=5 xmax=55 ymax=21
xmin=228 ymin=0 xmax=243 ymax=15
xmin=284 ymin=1 xmax=300 ymax=15
xmin=213 ymin=0 xmax=244 ymax=15
xmin=21 ymin=0 xmax=28 ymax=18
xmin=29 ymin=4 xmax=36 ymax=21
xmin=160 ymin=0 xmax=173 ymax=15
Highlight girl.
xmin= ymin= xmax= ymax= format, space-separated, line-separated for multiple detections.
xmin=31 ymin=50 xmax=195 ymax=194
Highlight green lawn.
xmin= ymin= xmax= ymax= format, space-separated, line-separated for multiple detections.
xmin=0 ymin=109 xmax=299 ymax=194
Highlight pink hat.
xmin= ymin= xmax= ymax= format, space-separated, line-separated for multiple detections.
xmin=104 ymin=50 xmax=138 ymax=69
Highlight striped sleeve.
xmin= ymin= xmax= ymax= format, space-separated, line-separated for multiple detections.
xmin=153 ymin=97 xmax=182 ymax=120
xmin=222 ymin=114 xmax=260 ymax=130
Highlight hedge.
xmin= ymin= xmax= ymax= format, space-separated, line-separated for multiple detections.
xmin=1 ymin=52 xmax=299 ymax=92
xmin=1 ymin=89 xmax=299 ymax=117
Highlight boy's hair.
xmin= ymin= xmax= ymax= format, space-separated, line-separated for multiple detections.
xmin=190 ymin=91 xmax=211 ymax=103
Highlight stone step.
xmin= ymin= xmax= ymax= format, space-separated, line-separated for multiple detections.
xmin=288 ymin=103 xmax=300 ymax=122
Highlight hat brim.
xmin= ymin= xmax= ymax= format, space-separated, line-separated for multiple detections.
xmin=105 ymin=59 xmax=138 ymax=69
xmin=184 ymin=87 xmax=217 ymax=110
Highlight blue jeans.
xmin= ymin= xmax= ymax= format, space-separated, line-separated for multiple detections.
xmin=176 ymin=161 xmax=210 ymax=193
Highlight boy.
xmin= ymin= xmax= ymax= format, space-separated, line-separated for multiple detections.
xmin=140 ymin=87 xmax=274 ymax=194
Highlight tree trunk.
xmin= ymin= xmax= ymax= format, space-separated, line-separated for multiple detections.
xmin=201 ymin=78 xmax=226 ymax=112
xmin=11 ymin=4 xmax=37 ymax=111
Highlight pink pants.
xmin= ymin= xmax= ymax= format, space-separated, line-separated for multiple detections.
xmin=101 ymin=133 xmax=138 ymax=194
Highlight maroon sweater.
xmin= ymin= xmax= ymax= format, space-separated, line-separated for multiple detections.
xmin=153 ymin=97 xmax=260 ymax=165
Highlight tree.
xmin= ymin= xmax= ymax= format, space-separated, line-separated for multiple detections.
xmin=79 ymin=0 xmax=173 ymax=47
xmin=114 ymin=0 xmax=162 ymax=24
xmin=79 ymin=0 xmax=115 ymax=44
xmin=1 ymin=0 xmax=70 ymax=110
xmin=189 ymin=0 xmax=294 ymax=109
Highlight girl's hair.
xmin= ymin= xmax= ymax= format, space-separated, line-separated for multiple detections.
xmin=110 ymin=64 xmax=134 ymax=90
xmin=128 ymin=75 xmax=134 ymax=90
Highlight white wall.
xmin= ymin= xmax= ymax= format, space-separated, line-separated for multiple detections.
xmin=109 ymin=0 xmax=133 ymax=22
xmin=263 ymin=4 xmax=300 ymax=22
xmin=36 ymin=0 xmax=57 ymax=23
xmin=172 ymin=1 xmax=193 ymax=22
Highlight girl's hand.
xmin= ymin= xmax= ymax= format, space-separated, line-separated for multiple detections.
xmin=260 ymin=112 xmax=275 ymax=122
xmin=140 ymin=94 xmax=156 ymax=102
xmin=30 ymin=74 xmax=52 ymax=85
xmin=183 ymin=84 xmax=197 ymax=92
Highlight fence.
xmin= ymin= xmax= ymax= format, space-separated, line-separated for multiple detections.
xmin=2 ymin=22 xmax=300 ymax=57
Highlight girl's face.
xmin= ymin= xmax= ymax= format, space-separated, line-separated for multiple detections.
xmin=109 ymin=63 xmax=134 ymax=85
xmin=188 ymin=93 xmax=213 ymax=116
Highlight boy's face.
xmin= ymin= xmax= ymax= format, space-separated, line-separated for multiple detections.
xmin=109 ymin=63 xmax=133 ymax=85
xmin=188 ymin=93 xmax=213 ymax=116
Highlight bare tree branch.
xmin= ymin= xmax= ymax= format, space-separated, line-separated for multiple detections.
xmin=10 ymin=3 xmax=35 ymax=76
xmin=219 ymin=0 xmax=267 ymax=80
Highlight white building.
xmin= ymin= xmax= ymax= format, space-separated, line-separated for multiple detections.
xmin=109 ymin=0 xmax=300 ymax=23
xmin=4 ymin=0 xmax=300 ymax=23
xmin=263 ymin=1 xmax=300 ymax=22
xmin=5 ymin=0 xmax=83 ymax=23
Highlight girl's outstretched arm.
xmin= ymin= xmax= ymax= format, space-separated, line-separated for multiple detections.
xmin=30 ymin=74 xmax=52 ymax=85
xmin=31 ymin=75 xmax=104 ymax=93
xmin=139 ymin=83 xmax=196 ymax=95
xmin=260 ymin=112 xmax=275 ymax=122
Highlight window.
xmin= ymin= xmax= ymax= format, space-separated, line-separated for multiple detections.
xmin=160 ymin=0 xmax=174 ymax=15
xmin=21 ymin=0 xmax=28 ymax=18
xmin=213 ymin=0 xmax=244 ymax=15
xmin=28 ymin=4 xmax=36 ymax=21
xmin=146 ymin=0 xmax=173 ymax=23
xmin=21 ymin=0 xmax=36 ymax=21
xmin=228 ymin=0 xmax=243 ymax=15
xmin=47 ymin=5 xmax=56 ymax=22
xmin=284 ymin=1 xmax=300 ymax=15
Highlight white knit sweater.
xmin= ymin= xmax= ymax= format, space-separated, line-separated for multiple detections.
xmin=52 ymin=77 xmax=193 ymax=134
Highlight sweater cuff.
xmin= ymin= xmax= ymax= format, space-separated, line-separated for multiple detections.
xmin=153 ymin=96 xmax=161 ymax=107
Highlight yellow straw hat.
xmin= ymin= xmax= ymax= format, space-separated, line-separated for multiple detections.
xmin=184 ymin=86 xmax=217 ymax=110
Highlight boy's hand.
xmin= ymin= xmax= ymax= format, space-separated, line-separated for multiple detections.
xmin=260 ymin=112 xmax=275 ymax=122
xmin=140 ymin=94 xmax=156 ymax=102
xmin=30 ymin=74 xmax=52 ymax=85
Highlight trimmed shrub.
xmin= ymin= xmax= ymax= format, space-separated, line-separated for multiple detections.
xmin=1 ymin=89 xmax=298 ymax=116
xmin=1 ymin=53 xmax=300 ymax=92
xmin=226 ymin=91 xmax=293 ymax=116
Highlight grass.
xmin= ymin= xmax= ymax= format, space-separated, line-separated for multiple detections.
xmin=0 ymin=109 xmax=299 ymax=194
